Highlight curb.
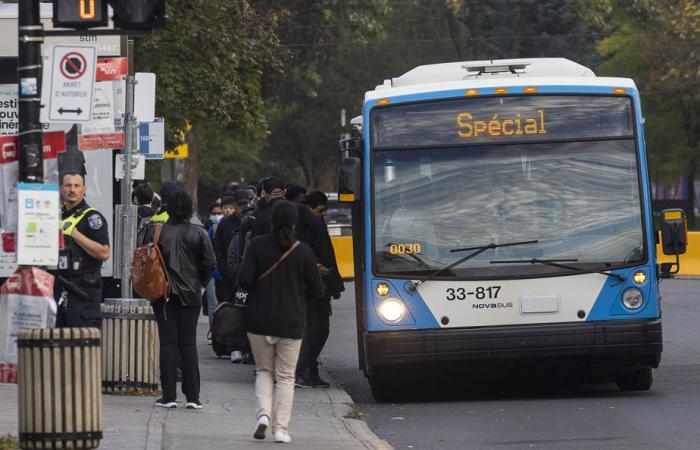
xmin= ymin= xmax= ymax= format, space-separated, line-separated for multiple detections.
xmin=320 ymin=366 xmax=394 ymax=450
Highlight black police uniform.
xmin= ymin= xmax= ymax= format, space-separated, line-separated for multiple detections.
xmin=55 ymin=199 xmax=109 ymax=328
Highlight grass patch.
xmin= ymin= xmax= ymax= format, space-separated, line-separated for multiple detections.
xmin=344 ymin=403 xmax=363 ymax=420
xmin=0 ymin=434 xmax=19 ymax=449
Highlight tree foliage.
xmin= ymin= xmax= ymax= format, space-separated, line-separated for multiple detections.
xmin=590 ymin=0 xmax=700 ymax=185
xmin=136 ymin=0 xmax=282 ymax=206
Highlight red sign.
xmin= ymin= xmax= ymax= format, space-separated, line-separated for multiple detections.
xmin=0 ymin=135 xmax=18 ymax=163
xmin=60 ymin=52 xmax=88 ymax=80
xmin=42 ymin=131 xmax=66 ymax=159
xmin=0 ymin=132 xmax=66 ymax=163
xmin=78 ymin=132 xmax=125 ymax=151
xmin=96 ymin=57 xmax=128 ymax=81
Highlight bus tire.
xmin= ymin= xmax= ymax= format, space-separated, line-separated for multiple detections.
xmin=616 ymin=368 xmax=653 ymax=391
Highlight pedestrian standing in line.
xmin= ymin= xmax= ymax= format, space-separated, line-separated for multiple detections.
xmin=132 ymin=182 xmax=156 ymax=221
xmin=237 ymin=201 xmax=324 ymax=444
xmin=204 ymin=202 xmax=224 ymax=335
xmin=148 ymin=190 xmax=215 ymax=410
xmin=284 ymin=184 xmax=307 ymax=204
xmin=54 ymin=170 xmax=110 ymax=328
xmin=295 ymin=191 xmax=345 ymax=388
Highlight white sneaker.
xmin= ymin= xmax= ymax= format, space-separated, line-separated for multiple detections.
xmin=230 ymin=350 xmax=243 ymax=363
xmin=253 ymin=415 xmax=269 ymax=440
xmin=273 ymin=431 xmax=291 ymax=443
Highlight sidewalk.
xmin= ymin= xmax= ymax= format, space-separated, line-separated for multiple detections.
xmin=0 ymin=316 xmax=391 ymax=450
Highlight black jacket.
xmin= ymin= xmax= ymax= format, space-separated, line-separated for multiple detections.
xmin=146 ymin=220 xmax=215 ymax=306
xmin=214 ymin=214 xmax=242 ymax=276
xmin=247 ymin=198 xmax=326 ymax=264
xmin=318 ymin=222 xmax=345 ymax=299
xmin=237 ymin=234 xmax=323 ymax=339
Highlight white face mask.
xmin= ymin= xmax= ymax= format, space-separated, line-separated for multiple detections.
xmin=209 ymin=214 xmax=224 ymax=224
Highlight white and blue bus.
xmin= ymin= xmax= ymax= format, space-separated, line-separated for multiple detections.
xmin=338 ymin=58 xmax=688 ymax=400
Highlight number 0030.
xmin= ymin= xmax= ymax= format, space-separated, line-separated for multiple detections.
xmin=390 ymin=243 xmax=422 ymax=255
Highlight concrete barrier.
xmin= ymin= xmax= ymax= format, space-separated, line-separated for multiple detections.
xmin=656 ymin=231 xmax=700 ymax=276
xmin=331 ymin=235 xmax=354 ymax=279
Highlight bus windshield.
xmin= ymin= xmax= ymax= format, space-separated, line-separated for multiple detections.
xmin=372 ymin=95 xmax=645 ymax=279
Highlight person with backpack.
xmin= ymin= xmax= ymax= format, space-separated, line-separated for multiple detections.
xmin=145 ymin=190 xmax=215 ymax=410
xmin=237 ymin=201 xmax=323 ymax=444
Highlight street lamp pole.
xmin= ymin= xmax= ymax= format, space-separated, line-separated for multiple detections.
xmin=17 ymin=0 xmax=44 ymax=183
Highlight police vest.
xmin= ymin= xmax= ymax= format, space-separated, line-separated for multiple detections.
xmin=62 ymin=207 xmax=96 ymax=235
xmin=60 ymin=206 xmax=97 ymax=273
xmin=150 ymin=211 xmax=169 ymax=222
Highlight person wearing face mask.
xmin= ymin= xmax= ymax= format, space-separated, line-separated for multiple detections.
xmin=205 ymin=202 xmax=224 ymax=230
xmin=204 ymin=202 xmax=225 ymax=333
xmin=214 ymin=190 xmax=253 ymax=302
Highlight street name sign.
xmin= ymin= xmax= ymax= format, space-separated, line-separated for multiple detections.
xmin=47 ymin=45 xmax=97 ymax=122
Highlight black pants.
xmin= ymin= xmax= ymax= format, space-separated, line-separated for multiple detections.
xmin=152 ymin=297 xmax=201 ymax=402
xmin=55 ymin=285 xmax=102 ymax=328
xmin=296 ymin=299 xmax=331 ymax=379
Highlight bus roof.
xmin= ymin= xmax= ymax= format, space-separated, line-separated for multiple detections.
xmin=365 ymin=58 xmax=636 ymax=102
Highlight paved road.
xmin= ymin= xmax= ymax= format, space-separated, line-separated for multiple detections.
xmin=322 ymin=279 xmax=700 ymax=450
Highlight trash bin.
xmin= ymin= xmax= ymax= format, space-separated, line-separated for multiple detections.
xmin=101 ymin=298 xmax=159 ymax=393
xmin=17 ymin=327 xmax=102 ymax=450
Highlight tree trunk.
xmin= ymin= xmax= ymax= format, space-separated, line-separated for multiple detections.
xmin=445 ymin=8 xmax=472 ymax=60
xmin=184 ymin=122 xmax=199 ymax=211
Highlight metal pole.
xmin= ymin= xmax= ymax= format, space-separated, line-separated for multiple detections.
xmin=120 ymin=39 xmax=136 ymax=298
xmin=17 ymin=0 xmax=43 ymax=183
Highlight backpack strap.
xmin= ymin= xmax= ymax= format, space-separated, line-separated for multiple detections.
xmin=256 ymin=241 xmax=300 ymax=283
xmin=152 ymin=223 xmax=164 ymax=245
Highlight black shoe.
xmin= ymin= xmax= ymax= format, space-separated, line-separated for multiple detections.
xmin=186 ymin=400 xmax=203 ymax=409
xmin=295 ymin=375 xmax=315 ymax=388
xmin=155 ymin=397 xmax=177 ymax=408
xmin=312 ymin=375 xmax=330 ymax=388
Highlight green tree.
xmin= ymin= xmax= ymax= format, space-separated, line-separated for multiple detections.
xmin=136 ymin=0 xmax=282 ymax=207
xmin=260 ymin=0 xmax=391 ymax=189
xmin=590 ymin=1 xmax=700 ymax=219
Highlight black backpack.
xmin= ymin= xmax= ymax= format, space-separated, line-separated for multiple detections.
xmin=210 ymin=302 xmax=247 ymax=357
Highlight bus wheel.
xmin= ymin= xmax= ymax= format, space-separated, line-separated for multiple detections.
xmin=616 ymin=368 xmax=653 ymax=391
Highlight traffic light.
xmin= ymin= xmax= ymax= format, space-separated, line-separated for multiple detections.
xmin=53 ymin=0 xmax=109 ymax=29
xmin=110 ymin=0 xmax=166 ymax=29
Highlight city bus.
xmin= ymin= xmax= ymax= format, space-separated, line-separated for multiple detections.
xmin=338 ymin=58 xmax=687 ymax=400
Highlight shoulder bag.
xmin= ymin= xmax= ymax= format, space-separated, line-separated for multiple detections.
xmin=233 ymin=241 xmax=300 ymax=308
xmin=130 ymin=223 xmax=171 ymax=301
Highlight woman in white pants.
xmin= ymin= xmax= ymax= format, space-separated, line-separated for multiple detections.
xmin=237 ymin=200 xmax=324 ymax=443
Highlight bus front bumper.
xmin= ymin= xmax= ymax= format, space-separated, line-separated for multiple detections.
xmin=364 ymin=318 xmax=662 ymax=373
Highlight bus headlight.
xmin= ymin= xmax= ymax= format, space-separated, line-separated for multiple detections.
xmin=622 ymin=287 xmax=644 ymax=310
xmin=378 ymin=298 xmax=405 ymax=322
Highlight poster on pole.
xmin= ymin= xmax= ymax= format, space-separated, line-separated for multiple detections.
xmin=79 ymin=57 xmax=127 ymax=150
xmin=16 ymin=183 xmax=60 ymax=266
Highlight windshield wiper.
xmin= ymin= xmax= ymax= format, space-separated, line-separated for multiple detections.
xmin=408 ymin=240 xmax=539 ymax=291
xmin=489 ymin=258 xmax=626 ymax=280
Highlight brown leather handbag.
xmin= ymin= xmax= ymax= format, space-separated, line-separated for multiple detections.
xmin=130 ymin=223 xmax=171 ymax=301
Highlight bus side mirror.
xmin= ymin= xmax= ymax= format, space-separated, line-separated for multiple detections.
xmin=660 ymin=208 xmax=687 ymax=256
xmin=658 ymin=208 xmax=687 ymax=278
xmin=338 ymin=157 xmax=361 ymax=202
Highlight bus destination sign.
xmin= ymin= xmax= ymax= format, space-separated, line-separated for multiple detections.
xmin=372 ymin=95 xmax=634 ymax=149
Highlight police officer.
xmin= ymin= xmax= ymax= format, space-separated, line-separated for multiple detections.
xmin=56 ymin=170 xmax=110 ymax=328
